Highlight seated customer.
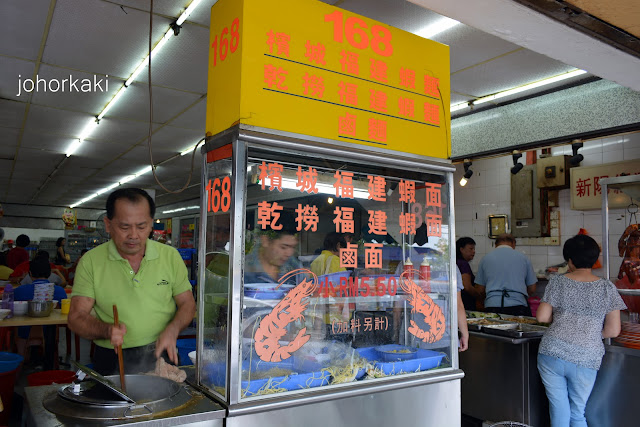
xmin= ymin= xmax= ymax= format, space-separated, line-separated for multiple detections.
xmin=16 ymin=251 xmax=67 ymax=287
xmin=14 ymin=257 xmax=68 ymax=369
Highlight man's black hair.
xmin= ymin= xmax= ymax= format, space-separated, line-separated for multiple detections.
xmin=30 ymin=256 xmax=52 ymax=279
xmin=106 ymin=188 xmax=155 ymax=219
xmin=35 ymin=250 xmax=50 ymax=260
xmin=563 ymin=234 xmax=600 ymax=269
xmin=323 ymin=232 xmax=347 ymax=252
xmin=16 ymin=234 xmax=30 ymax=248
xmin=456 ymin=237 xmax=476 ymax=259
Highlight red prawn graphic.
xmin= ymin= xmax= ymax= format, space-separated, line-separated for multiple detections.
xmin=254 ymin=269 xmax=318 ymax=362
xmin=400 ymin=271 xmax=446 ymax=343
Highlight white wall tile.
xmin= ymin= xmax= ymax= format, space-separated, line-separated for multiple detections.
xmin=456 ymin=220 xmax=473 ymax=237
xmin=602 ymin=150 xmax=624 ymax=164
xmin=531 ymin=245 xmax=547 ymax=255
xmin=530 ymin=255 xmax=548 ymax=272
xmin=518 ymin=246 xmax=531 ymax=255
xmin=623 ymin=147 xmax=640 ymax=160
xmin=625 ymin=132 xmax=640 ymax=150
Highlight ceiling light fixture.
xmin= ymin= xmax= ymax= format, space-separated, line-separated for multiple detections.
xmin=473 ymin=69 xmax=587 ymax=106
xmin=459 ymin=159 xmax=473 ymax=186
xmin=417 ymin=17 xmax=460 ymax=39
xmin=569 ymin=140 xmax=584 ymax=166
xmin=511 ymin=151 xmax=524 ymax=175
xmin=450 ymin=102 xmax=469 ymax=113
xmin=161 ymin=205 xmax=199 ymax=214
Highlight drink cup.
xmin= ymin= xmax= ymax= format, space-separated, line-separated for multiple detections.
xmin=61 ymin=298 xmax=71 ymax=314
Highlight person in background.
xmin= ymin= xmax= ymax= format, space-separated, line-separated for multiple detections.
xmin=475 ymin=234 xmax=537 ymax=316
xmin=311 ymin=232 xmax=346 ymax=276
xmin=14 ymin=257 xmax=68 ymax=369
xmin=456 ymin=265 xmax=469 ymax=351
xmin=536 ymin=234 xmax=626 ymax=426
xmin=456 ymin=237 xmax=482 ymax=311
xmin=244 ymin=213 xmax=303 ymax=285
xmin=67 ymin=248 xmax=89 ymax=286
xmin=19 ymin=251 xmax=67 ymax=287
xmin=68 ymin=188 xmax=196 ymax=375
xmin=55 ymin=237 xmax=71 ymax=265
xmin=7 ymin=234 xmax=30 ymax=269
xmin=0 ymin=251 xmax=13 ymax=280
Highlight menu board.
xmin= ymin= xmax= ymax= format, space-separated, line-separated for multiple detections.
xmin=206 ymin=0 xmax=451 ymax=159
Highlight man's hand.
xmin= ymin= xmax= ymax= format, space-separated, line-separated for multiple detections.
xmin=155 ymin=325 xmax=179 ymax=364
xmin=110 ymin=323 xmax=127 ymax=350
xmin=459 ymin=331 xmax=469 ymax=352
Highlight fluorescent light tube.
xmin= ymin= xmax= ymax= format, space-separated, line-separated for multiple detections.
xmin=96 ymin=183 xmax=120 ymax=195
xmin=135 ymin=166 xmax=153 ymax=176
xmin=176 ymin=0 xmax=204 ymax=26
xmin=119 ymin=175 xmax=136 ymax=185
xmin=450 ymin=103 xmax=469 ymax=113
xmin=474 ymin=69 xmax=587 ymax=105
xmin=98 ymin=86 xmax=127 ymax=120
xmin=65 ymin=139 xmax=82 ymax=158
xmin=417 ymin=17 xmax=460 ymax=39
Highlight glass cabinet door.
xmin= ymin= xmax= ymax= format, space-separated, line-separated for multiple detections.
xmin=233 ymin=145 xmax=455 ymax=400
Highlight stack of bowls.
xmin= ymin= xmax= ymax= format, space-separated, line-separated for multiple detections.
xmin=13 ymin=301 xmax=28 ymax=316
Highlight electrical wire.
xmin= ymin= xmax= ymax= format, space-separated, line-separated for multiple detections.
xmin=146 ymin=0 xmax=203 ymax=194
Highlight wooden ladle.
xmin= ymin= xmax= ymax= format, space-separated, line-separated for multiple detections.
xmin=113 ymin=304 xmax=126 ymax=392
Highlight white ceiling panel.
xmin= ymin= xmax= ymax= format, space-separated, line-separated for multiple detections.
xmin=0 ymin=99 xmax=27 ymax=129
xmin=144 ymin=125 xmax=205 ymax=152
xmin=85 ymin=118 xmax=158 ymax=145
xmin=0 ymin=0 xmax=51 ymax=61
xmin=134 ymin=23 xmax=210 ymax=94
xmin=15 ymin=147 xmax=65 ymax=165
xmin=70 ymin=139 xmax=129 ymax=164
xmin=106 ymin=83 xmax=203 ymax=124
xmin=168 ymin=97 xmax=206 ymax=130
xmin=119 ymin=145 xmax=176 ymax=164
xmin=451 ymin=49 xmax=577 ymax=98
xmin=20 ymin=131 xmax=74 ymax=154
xmin=25 ymin=104 xmax=94 ymax=136
xmin=43 ymin=0 xmax=171 ymax=78
xmin=442 ymin=28 xmax=521 ymax=74
xmin=116 ymin=0 xmax=187 ymax=16
xmin=0 ymin=57 xmax=36 ymax=101
xmin=0 ymin=128 xmax=20 ymax=155
xmin=31 ymin=64 xmax=124 ymax=115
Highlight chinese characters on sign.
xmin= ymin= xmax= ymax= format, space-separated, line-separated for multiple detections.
xmin=570 ymin=160 xmax=640 ymax=210
xmin=332 ymin=316 xmax=388 ymax=334
xmin=256 ymin=161 xmax=444 ymax=268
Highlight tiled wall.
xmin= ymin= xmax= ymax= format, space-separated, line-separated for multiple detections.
xmin=453 ymin=131 xmax=640 ymax=279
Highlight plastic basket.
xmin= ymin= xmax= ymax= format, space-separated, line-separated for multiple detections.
xmin=27 ymin=370 xmax=76 ymax=386
xmin=0 ymin=352 xmax=24 ymax=373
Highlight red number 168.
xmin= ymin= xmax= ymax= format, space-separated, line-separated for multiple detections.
xmin=324 ymin=10 xmax=393 ymax=57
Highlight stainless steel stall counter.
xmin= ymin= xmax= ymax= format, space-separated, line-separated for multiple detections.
xmin=24 ymin=382 xmax=225 ymax=427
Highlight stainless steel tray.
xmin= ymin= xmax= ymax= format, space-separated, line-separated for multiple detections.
xmin=481 ymin=323 xmax=547 ymax=338
xmin=466 ymin=318 xmax=515 ymax=332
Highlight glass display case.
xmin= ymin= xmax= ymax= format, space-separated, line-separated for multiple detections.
xmin=196 ymin=127 xmax=461 ymax=416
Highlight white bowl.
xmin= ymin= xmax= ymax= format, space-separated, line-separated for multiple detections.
xmin=0 ymin=309 xmax=10 ymax=320
xmin=188 ymin=350 xmax=196 ymax=365
xmin=13 ymin=301 xmax=28 ymax=316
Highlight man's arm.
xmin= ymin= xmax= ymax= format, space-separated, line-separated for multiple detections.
xmin=68 ymin=296 xmax=126 ymax=347
xmin=527 ymin=282 xmax=537 ymax=296
xmin=457 ymin=291 xmax=469 ymax=352
xmin=155 ymin=290 xmax=196 ymax=364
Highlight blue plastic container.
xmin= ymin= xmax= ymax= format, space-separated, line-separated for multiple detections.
xmin=374 ymin=344 xmax=418 ymax=362
xmin=0 ymin=352 xmax=24 ymax=373
xmin=357 ymin=346 xmax=444 ymax=375
xmin=176 ymin=339 xmax=196 ymax=366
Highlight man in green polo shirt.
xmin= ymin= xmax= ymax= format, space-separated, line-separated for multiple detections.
xmin=68 ymin=188 xmax=196 ymax=375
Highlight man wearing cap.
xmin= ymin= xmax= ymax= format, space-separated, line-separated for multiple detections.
xmin=68 ymin=188 xmax=196 ymax=375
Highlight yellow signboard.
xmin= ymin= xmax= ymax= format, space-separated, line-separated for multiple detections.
xmin=207 ymin=0 xmax=451 ymax=159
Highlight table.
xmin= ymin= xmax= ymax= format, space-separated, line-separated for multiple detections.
xmin=0 ymin=309 xmax=68 ymax=327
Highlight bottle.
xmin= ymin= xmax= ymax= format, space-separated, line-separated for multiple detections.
xmin=420 ymin=256 xmax=431 ymax=292
xmin=2 ymin=283 xmax=14 ymax=319
xmin=403 ymin=257 xmax=414 ymax=279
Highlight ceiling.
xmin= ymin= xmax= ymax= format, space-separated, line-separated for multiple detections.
xmin=1 ymin=0 xmax=638 ymax=211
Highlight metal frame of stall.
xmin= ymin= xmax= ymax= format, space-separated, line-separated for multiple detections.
xmin=585 ymin=174 xmax=640 ymax=426
xmin=195 ymin=124 xmax=464 ymax=427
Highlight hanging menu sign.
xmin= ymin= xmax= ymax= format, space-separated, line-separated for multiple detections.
xmin=206 ymin=0 xmax=451 ymax=159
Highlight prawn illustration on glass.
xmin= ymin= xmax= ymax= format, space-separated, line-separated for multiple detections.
xmin=254 ymin=269 xmax=318 ymax=362
xmin=400 ymin=270 xmax=446 ymax=343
